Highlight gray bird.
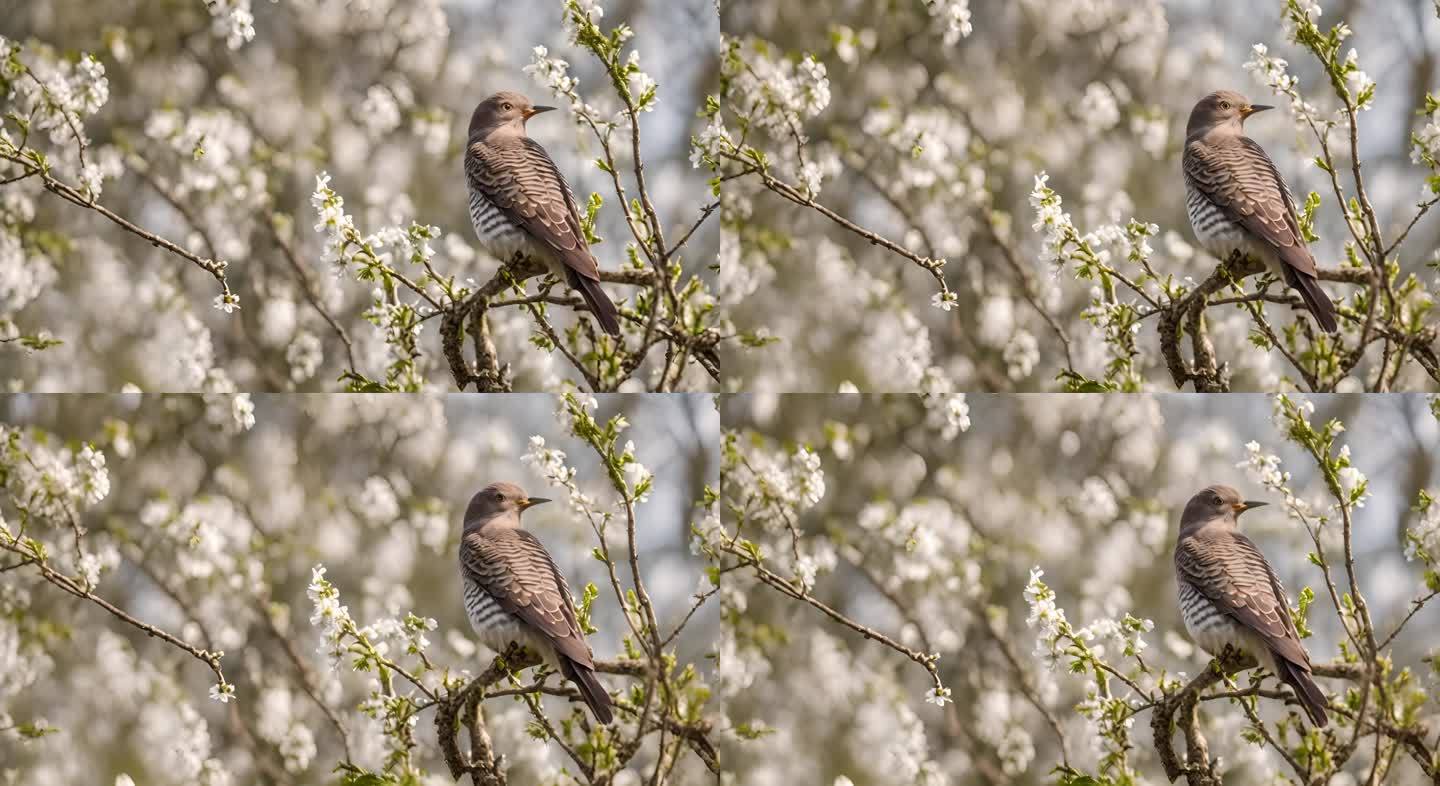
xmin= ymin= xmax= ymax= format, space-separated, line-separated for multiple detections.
xmin=464 ymin=91 xmax=622 ymax=337
xmin=1184 ymin=90 xmax=1338 ymax=333
xmin=1175 ymin=485 xmax=1328 ymax=726
xmin=459 ymin=481 xmax=614 ymax=724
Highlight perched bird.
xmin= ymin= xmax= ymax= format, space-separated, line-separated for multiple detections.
xmin=464 ymin=91 xmax=622 ymax=337
xmin=1183 ymin=90 xmax=1339 ymax=333
xmin=459 ymin=481 xmax=614 ymax=724
xmin=1174 ymin=485 xmax=1328 ymax=726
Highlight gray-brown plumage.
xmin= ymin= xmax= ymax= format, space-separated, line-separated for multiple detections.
xmin=459 ymin=481 xmax=613 ymax=724
xmin=464 ymin=91 xmax=621 ymax=337
xmin=1174 ymin=485 xmax=1328 ymax=726
xmin=1184 ymin=90 xmax=1338 ymax=333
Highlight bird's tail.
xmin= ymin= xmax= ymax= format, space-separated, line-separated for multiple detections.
xmin=561 ymin=657 xmax=614 ymax=725
xmin=1274 ymin=656 xmax=1329 ymax=727
xmin=570 ymin=272 xmax=622 ymax=337
xmin=1292 ymin=272 xmax=1339 ymax=334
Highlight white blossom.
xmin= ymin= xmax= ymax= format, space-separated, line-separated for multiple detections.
xmin=286 ymin=331 xmax=324 ymax=383
xmin=213 ymin=293 xmax=241 ymax=314
xmin=922 ymin=0 xmax=972 ymax=43
xmin=1079 ymin=82 xmax=1121 ymax=134
xmin=231 ymin=394 xmax=256 ymax=433
xmin=359 ymin=85 xmax=404 ymax=138
xmin=1405 ymin=493 xmax=1440 ymax=563
xmin=1003 ymin=330 xmax=1039 ymax=381
xmin=1238 ymin=440 xmax=1288 ymax=490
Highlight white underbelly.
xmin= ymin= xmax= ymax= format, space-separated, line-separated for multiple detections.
xmin=1179 ymin=581 xmax=1279 ymax=673
xmin=468 ymin=190 xmax=560 ymax=273
xmin=462 ymin=577 xmax=559 ymax=668
xmin=1186 ymin=191 xmax=1283 ymax=275
xmin=1189 ymin=622 xmax=1243 ymax=656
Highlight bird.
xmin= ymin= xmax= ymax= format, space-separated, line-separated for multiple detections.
xmin=458 ymin=481 xmax=614 ymax=724
xmin=1183 ymin=90 xmax=1339 ymax=334
xmin=1174 ymin=484 xmax=1328 ymax=726
xmin=464 ymin=91 xmax=622 ymax=337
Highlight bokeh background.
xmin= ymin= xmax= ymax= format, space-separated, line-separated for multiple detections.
xmin=721 ymin=0 xmax=1440 ymax=391
xmin=0 ymin=0 xmax=718 ymax=390
xmin=0 ymin=393 xmax=719 ymax=785
xmin=720 ymin=393 xmax=1440 ymax=784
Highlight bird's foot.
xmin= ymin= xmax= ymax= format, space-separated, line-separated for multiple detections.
xmin=494 ymin=642 xmax=536 ymax=673
xmin=1212 ymin=645 xmax=1257 ymax=675
xmin=1256 ymin=273 xmax=1280 ymax=291
xmin=1219 ymin=250 xmax=1266 ymax=280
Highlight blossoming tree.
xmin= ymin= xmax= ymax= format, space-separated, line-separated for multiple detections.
xmin=0 ymin=392 xmax=720 ymax=785
xmin=1 ymin=0 xmax=721 ymax=391
xmin=713 ymin=392 xmax=1440 ymax=784
xmin=716 ymin=0 xmax=1440 ymax=392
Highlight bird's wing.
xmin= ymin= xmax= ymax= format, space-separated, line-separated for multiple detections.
xmin=1183 ymin=136 xmax=1318 ymax=278
xmin=1176 ymin=531 xmax=1311 ymax=668
xmin=465 ymin=137 xmax=602 ymax=283
xmin=460 ymin=529 xmax=594 ymax=667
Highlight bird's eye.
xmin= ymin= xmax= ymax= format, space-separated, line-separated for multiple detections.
xmin=493 ymin=491 xmax=505 ymax=502
xmin=1219 ymin=101 xmax=1231 ymax=110
xmin=502 ymin=103 xmax=513 ymax=111
xmin=1210 ymin=494 xmax=1223 ymax=505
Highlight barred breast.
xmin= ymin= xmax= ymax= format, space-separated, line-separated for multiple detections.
xmin=1184 ymin=185 xmax=1247 ymax=256
xmin=1178 ymin=579 xmax=1243 ymax=653
xmin=1184 ymin=181 xmax=1284 ymax=279
xmin=468 ymin=187 xmax=540 ymax=264
xmin=462 ymin=575 xmax=525 ymax=642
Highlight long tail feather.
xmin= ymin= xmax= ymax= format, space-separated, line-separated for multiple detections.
xmin=570 ymin=273 xmax=621 ymax=337
xmin=561 ymin=658 xmax=614 ymax=725
xmin=1275 ymin=657 xmax=1329 ymax=727
xmin=1292 ymin=272 xmax=1338 ymax=334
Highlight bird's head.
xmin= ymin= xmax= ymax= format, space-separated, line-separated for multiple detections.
xmin=468 ymin=91 xmax=556 ymax=139
xmin=1187 ymin=90 xmax=1271 ymax=138
xmin=1181 ymin=484 xmax=1268 ymax=533
xmin=464 ymin=481 xmax=550 ymax=530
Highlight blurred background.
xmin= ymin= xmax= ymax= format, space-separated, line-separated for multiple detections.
xmin=720 ymin=393 xmax=1440 ymax=784
xmin=0 ymin=393 xmax=718 ymax=785
xmin=0 ymin=0 xmax=718 ymax=390
xmin=721 ymin=0 xmax=1440 ymax=391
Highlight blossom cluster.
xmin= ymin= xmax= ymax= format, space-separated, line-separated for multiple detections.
xmin=9 ymin=436 xmax=108 ymax=513
xmin=310 ymin=172 xmax=448 ymax=390
xmin=1403 ymin=490 xmax=1440 ymax=580
xmin=0 ymin=37 xmax=109 ymax=150
xmin=201 ymin=0 xmax=258 ymax=49
xmin=714 ymin=36 xmax=835 ymax=195
xmin=922 ymin=0 xmax=973 ymax=44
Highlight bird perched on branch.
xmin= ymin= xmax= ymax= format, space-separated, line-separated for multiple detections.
xmin=465 ymin=91 xmax=622 ymax=337
xmin=1174 ymin=484 xmax=1328 ymax=726
xmin=459 ymin=481 xmax=614 ymax=724
xmin=1183 ymin=90 xmax=1339 ymax=333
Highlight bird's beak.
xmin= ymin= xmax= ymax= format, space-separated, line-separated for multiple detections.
xmin=1242 ymin=104 xmax=1273 ymax=117
xmin=524 ymin=106 xmax=557 ymax=119
xmin=1234 ymin=500 xmax=1269 ymax=515
xmin=519 ymin=497 xmax=551 ymax=510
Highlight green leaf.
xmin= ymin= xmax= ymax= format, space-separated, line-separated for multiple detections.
xmin=339 ymin=774 xmax=391 ymax=786
xmin=732 ymin=722 xmax=776 ymax=740
xmin=15 ymin=722 xmax=58 ymax=739
xmin=1292 ymin=585 xmax=1315 ymax=638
